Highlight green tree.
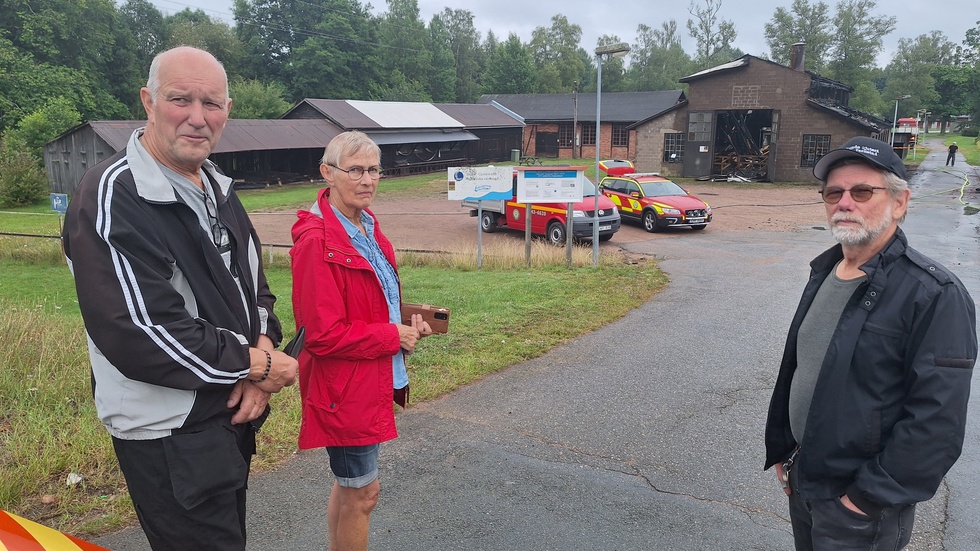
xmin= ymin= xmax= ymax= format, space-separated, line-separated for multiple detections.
xmin=0 ymin=138 xmax=47 ymax=207
xmin=826 ymin=0 xmax=895 ymax=87
xmin=167 ymin=9 xmax=245 ymax=80
xmin=433 ymin=8 xmax=485 ymax=102
xmin=529 ymin=15 xmax=589 ymax=94
xmin=961 ymin=19 xmax=980 ymax=65
xmin=229 ymin=79 xmax=292 ymax=118
xmin=960 ymin=20 xmax=980 ymax=124
xmin=119 ymin=0 xmax=168 ymax=75
xmin=3 ymin=97 xmax=81 ymax=159
xmin=880 ymin=32 xmax=956 ymax=119
xmin=593 ymin=35 xmax=629 ymax=93
xmin=686 ymin=0 xmax=738 ymax=67
xmin=763 ymin=0 xmax=833 ymax=74
xmin=377 ymin=0 xmax=434 ymax=101
xmin=848 ymin=80 xmax=889 ymax=119
xmin=425 ymin=17 xmax=458 ymax=102
xmin=931 ymin=65 xmax=973 ymax=133
xmin=286 ymin=0 xmax=382 ymax=101
xmin=626 ymin=21 xmax=694 ymax=91
xmin=234 ymin=0 xmax=326 ymax=85
xmin=484 ymin=34 xmax=536 ymax=94
xmin=0 ymin=37 xmax=128 ymax=133
xmin=0 ymin=0 xmax=142 ymax=117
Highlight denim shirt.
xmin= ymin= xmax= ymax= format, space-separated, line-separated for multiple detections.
xmin=331 ymin=205 xmax=408 ymax=390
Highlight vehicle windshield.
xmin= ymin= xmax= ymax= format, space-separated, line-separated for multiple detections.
xmin=638 ymin=180 xmax=686 ymax=197
xmin=583 ymin=181 xmax=598 ymax=196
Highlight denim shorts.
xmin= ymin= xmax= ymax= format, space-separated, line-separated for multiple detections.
xmin=325 ymin=444 xmax=380 ymax=488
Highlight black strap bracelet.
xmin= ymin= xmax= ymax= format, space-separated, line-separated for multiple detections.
xmin=252 ymin=349 xmax=272 ymax=383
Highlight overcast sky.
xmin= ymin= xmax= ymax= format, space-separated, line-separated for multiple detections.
xmin=147 ymin=0 xmax=977 ymax=67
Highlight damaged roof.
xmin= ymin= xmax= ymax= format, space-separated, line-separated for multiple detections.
xmin=477 ymin=91 xmax=687 ymax=123
xmin=679 ymin=54 xmax=888 ymax=133
xmin=678 ymin=56 xmax=752 ymax=82
xmin=805 ymin=98 xmax=890 ymax=133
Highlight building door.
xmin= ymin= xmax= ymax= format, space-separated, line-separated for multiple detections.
xmin=535 ymin=132 xmax=559 ymax=158
xmin=683 ymin=112 xmax=714 ymax=178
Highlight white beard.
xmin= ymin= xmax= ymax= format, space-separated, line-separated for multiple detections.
xmin=830 ymin=203 xmax=893 ymax=247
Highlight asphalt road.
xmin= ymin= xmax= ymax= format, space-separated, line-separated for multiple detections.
xmin=95 ymin=139 xmax=979 ymax=550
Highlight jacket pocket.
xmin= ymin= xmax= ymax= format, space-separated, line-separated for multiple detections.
xmin=162 ymin=423 xmax=248 ymax=510
xmin=309 ymin=360 xmax=358 ymax=412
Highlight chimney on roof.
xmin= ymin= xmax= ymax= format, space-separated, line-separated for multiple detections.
xmin=790 ymin=42 xmax=806 ymax=72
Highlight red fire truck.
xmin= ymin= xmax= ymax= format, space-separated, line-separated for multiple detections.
xmin=461 ymin=168 xmax=621 ymax=245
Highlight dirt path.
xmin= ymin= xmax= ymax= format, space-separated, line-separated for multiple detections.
xmin=248 ymin=182 xmax=829 ymax=252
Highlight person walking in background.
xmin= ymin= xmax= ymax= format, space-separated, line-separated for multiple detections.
xmin=290 ymin=131 xmax=431 ymax=551
xmin=62 ymin=46 xmax=298 ymax=550
xmin=764 ymin=136 xmax=976 ymax=550
xmin=946 ymin=141 xmax=958 ymax=166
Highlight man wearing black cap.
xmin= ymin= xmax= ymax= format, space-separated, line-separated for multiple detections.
xmin=764 ymin=136 xmax=976 ymax=550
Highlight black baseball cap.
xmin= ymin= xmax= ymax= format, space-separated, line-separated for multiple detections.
xmin=812 ymin=136 xmax=907 ymax=181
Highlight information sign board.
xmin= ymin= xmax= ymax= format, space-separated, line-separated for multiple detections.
xmin=447 ymin=166 xmax=512 ymax=201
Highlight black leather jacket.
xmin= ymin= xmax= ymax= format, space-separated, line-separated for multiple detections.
xmin=765 ymin=228 xmax=976 ymax=517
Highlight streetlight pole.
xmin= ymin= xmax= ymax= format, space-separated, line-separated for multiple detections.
xmin=913 ymin=108 xmax=927 ymax=160
xmin=891 ymin=94 xmax=911 ymax=150
xmin=592 ymin=42 xmax=630 ymax=266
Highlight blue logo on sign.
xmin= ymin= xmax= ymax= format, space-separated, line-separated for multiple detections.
xmin=50 ymin=193 xmax=69 ymax=214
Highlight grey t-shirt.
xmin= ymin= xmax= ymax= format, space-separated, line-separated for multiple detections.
xmin=789 ymin=264 xmax=866 ymax=443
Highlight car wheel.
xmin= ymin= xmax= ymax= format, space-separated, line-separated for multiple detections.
xmin=642 ymin=210 xmax=661 ymax=233
xmin=691 ymin=224 xmax=707 ymax=231
xmin=480 ymin=211 xmax=498 ymax=233
xmin=547 ymin=221 xmax=566 ymax=245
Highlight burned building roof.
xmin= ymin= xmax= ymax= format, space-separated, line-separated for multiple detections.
xmin=805 ymin=98 xmax=890 ymax=133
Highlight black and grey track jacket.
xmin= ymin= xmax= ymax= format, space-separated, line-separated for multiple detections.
xmin=765 ymin=228 xmax=976 ymax=517
xmin=62 ymin=129 xmax=282 ymax=440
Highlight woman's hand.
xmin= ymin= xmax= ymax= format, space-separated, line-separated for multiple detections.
xmin=397 ymin=314 xmax=432 ymax=354
xmin=412 ymin=313 xmax=433 ymax=338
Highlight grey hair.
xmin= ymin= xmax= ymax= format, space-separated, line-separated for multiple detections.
xmin=145 ymin=46 xmax=230 ymax=103
xmin=321 ymin=131 xmax=382 ymax=167
xmin=882 ymin=169 xmax=909 ymax=223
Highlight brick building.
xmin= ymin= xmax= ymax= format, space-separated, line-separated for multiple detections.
xmin=478 ymin=91 xmax=685 ymax=161
xmin=632 ymin=45 xmax=890 ymax=182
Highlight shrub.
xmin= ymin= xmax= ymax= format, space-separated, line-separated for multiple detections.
xmin=0 ymin=141 xmax=48 ymax=207
xmin=960 ymin=127 xmax=979 ymax=138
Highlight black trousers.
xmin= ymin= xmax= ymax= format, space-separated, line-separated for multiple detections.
xmin=946 ymin=152 xmax=955 ymax=165
xmin=112 ymin=415 xmax=255 ymax=551
xmin=787 ymin=463 xmax=916 ymax=550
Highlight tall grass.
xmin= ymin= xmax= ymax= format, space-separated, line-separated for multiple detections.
xmin=0 ymin=304 xmax=132 ymax=532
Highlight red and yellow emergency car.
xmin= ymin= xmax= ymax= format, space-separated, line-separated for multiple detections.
xmin=598 ymin=160 xmax=712 ymax=233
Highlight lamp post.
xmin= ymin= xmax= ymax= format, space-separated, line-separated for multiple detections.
xmin=592 ymin=42 xmax=630 ymax=266
xmin=913 ymin=108 xmax=928 ymax=159
xmin=891 ymin=94 xmax=911 ymax=149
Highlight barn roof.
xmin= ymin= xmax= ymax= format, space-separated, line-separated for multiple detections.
xmin=476 ymin=91 xmax=686 ymax=123
xmin=77 ymin=119 xmax=344 ymax=153
xmin=283 ymin=99 xmax=524 ymax=130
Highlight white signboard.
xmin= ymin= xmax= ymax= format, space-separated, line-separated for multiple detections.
xmin=516 ymin=168 xmax=585 ymax=204
xmin=447 ymin=166 xmax=512 ymax=201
